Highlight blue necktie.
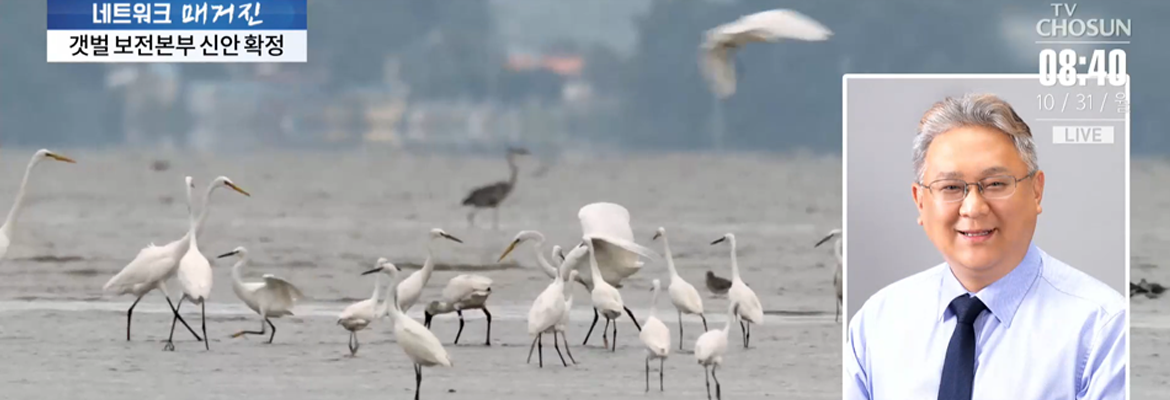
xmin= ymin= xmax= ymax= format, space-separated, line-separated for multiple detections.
xmin=937 ymin=294 xmax=987 ymax=400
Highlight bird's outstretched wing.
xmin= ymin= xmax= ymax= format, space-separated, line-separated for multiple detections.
xmin=699 ymin=9 xmax=832 ymax=98
xmin=260 ymin=274 xmax=305 ymax=312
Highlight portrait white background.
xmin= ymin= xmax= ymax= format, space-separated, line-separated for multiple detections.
xmin=843 ymin=74 xmax=1128 ymax=321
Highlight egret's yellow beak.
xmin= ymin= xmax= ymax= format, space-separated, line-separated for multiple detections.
xmin=48 ymin=153 xmax=76 ymax=163
xmin=498 ymin=239 xmax=519 ymax=262
xmin=225 ymin=182 xmax=251 ymax=197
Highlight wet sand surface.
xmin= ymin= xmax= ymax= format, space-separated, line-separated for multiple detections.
xmin=0 ymin=148 xmax=843 ymax=399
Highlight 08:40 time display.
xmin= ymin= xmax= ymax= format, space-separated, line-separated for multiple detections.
xmin=1039 ymin=49 xmax=1127 ymax=87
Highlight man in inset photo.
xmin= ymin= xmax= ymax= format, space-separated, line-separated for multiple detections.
xmin=844 ymin=93 xmax=1127 ymax=400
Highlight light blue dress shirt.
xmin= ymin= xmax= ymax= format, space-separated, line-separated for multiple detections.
xmin=844 ymin=244 xmax=1127 ymax=400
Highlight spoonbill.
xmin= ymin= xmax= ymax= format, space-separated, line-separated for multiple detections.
xmin=394 ymin=228 xmax=463 ymax=313
xmin=423 ymin=274 xmax=494 ymax=346
xmin=699 ymin=8 xmax=833 ymax=99
xmin=711 ymin=233 xmax=763 ymax=348
xmin=0 ymin=149 xmax=75 ymax=264
xmin=640 ymin=279 xmax=670 ymax=392
xmin=695 ymin=303 xmax=739 ymax=400
xmin=102 ymin=176 xmax=202 ymax=343
xmin=363 ymin=261 xmax=452 ymax=400
xmin=338 ymin=257 xmax=394 ymax=356
xmin=815 ymin=228 xmax=842 ymax=322
xmin=653 ymin=227 xmax=708 ymax=349
xmin=165 ymin=176 xmax=251 ymax=351
xmin=218 ymin=246 xmax=304 ymax=344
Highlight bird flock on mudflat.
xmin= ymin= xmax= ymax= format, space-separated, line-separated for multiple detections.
xmin=0 ymin=8 xmax=843 ymax=400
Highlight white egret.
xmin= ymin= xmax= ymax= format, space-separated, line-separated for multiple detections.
xmin=575 ymin=202 xmax=660 ymax=347
xmin=652 ymin=226 xmax=708 ymax=349
xmin=525 ymin=245 xmax=582 ymax=367
xmin=165 ymin=176 xmax=251 ymax=351
xmin=218 ymin=246 xmax=304 ymax=344
xmin=394 ymin=228 xmax=463 ymax=313
xmin=699 ymin=8 xmax=833 ymax=99
xmin=551 ymin=245 xmax=577 ymax=364
xmin=337 ymin=257 xmax=394 ymax=356
xmin=815 ymin=228 xmax=842 ymax=322
xmin=583 ymin=237 xmax=629 ymax=352
xmin=102 ymin=176 xmax=202 ymax=343
xmin=694 ymin=303 xmax=738 ymax=400
xmin=640 ymin=279 xmax=671 ymax=392
xmin=711 ymin=233 xmax=763 ymax=348
xmin=0 ymin=149 xmax=75 ymax=263
xmin=499 ymin=229 xmax=580 ymax=284
xmin=423 ymin=274 xmax=494 ymax=346
xmin=363 ymin=262 xmax=452 ymax=400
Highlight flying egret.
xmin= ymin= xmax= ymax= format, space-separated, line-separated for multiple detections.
xmin=218 ymin=246 xmax=304 ymax=344
xmin=575 ymin=202 xmax=660 ymax=347
xmin=423 ymin=274 xmax=494 ymax=346
xmin=695 ymin=303 xmax=738 ymax=400
xmin=395 ymin=228 xmax=463 ymax=313
xmin=711 ymin=233 xmax=763 ymax=348
xmin=102 ymin=176 xmax=202 ymax=343
xmin=0 ymin=149 xmax=75 ymax=264
xmin=461 ymin=147 xmax=529 ymax=230
xmin=337 ymin=257 xmax=394 ymax=356
xmin=640 ymin=279 xmax=671 ymax=392
xmin=815 ymin=228 xmax=842 ymax=322
xmin=653 ymin=227 xmax=708 ymax=349
xmin=699 ymin=8 xmax=833 ymax=99
xmin=525 ymin=245 xmax=582 ymax=368
xmin=165 ymin=176 xmax=251 ymax=351
xmin=363 ymin=262 xmax=452 ymax=400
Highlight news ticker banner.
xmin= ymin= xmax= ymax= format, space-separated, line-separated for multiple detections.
xmin=46 ymin=0 xmax=307 ymax=62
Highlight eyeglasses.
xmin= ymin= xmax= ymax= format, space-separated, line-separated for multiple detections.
xmin=918 ymin=171 xmax=1035 ymax=203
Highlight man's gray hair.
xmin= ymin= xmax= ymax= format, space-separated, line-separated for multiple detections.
xmin=912 ymin=93 xmax=1039 ymax=182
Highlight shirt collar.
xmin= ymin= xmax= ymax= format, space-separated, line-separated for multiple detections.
xmin=936 ymin=244 xmax=1043 ymax=328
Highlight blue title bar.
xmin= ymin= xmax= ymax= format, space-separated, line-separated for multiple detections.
xmin=47 ymin=0 xmax=306 ymax=30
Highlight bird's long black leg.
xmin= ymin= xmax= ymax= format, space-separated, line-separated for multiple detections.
xmin=483 ymin=308 xmax=492 ymax=346
xmin=705 ymin=365 xmax=712 ymax=400
xmin=645 ymin=357 xmax=650 ymax=392
xmin=702 ymin=314 xmax=709 ymax=331
xmin=659 ymin=357 xmax=664 ymax=391
xmin=169 ymin=296 xmax=203 ymax=341
xmin=527 ymin=335 xmax=539 ymax=364
xmin=713 ymin=365 xmax=721 ymax=400
xmin=613 ymin=318 xmax=622 ymax=350
xmin=740 ymin=321 xmax=747 ymax=347
xmin=624 ymin=306 xmax=641 ymax=331
xmin=201 ymin=302 xmax=209 ymax=351
xmin=126 ymin=295 xmax=143 ymax=341
xmin=164 ymin=296 xmax=186 ymax=351
xmin=453 ymin=310 xmax=465 ymax=345
xmin=414 ymin=364 xmax=422 ymax=400
xmin=553 ymin=332 xmax=568 ymax=367
xmin=560 ymin=331 xmax=577 ymax=364
xmin=582 ymin=307 xmax=599 ymax=345
xmin=745 ymin=323 xmax=751 ymax=348
xmin=348 ymin=332 xmax=357 ymax=356
xmin=230 ymin=317 xmax=266 ymax=338
xmin=538 ymin=332 xmax=544 ymax=368
xmin=678 ymin=310 xmax=684 ymax=351
xmin=170 ymin=297 xmax=202 ymax=341
xmin=266 ymin=318 xmax=277 ymax=344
